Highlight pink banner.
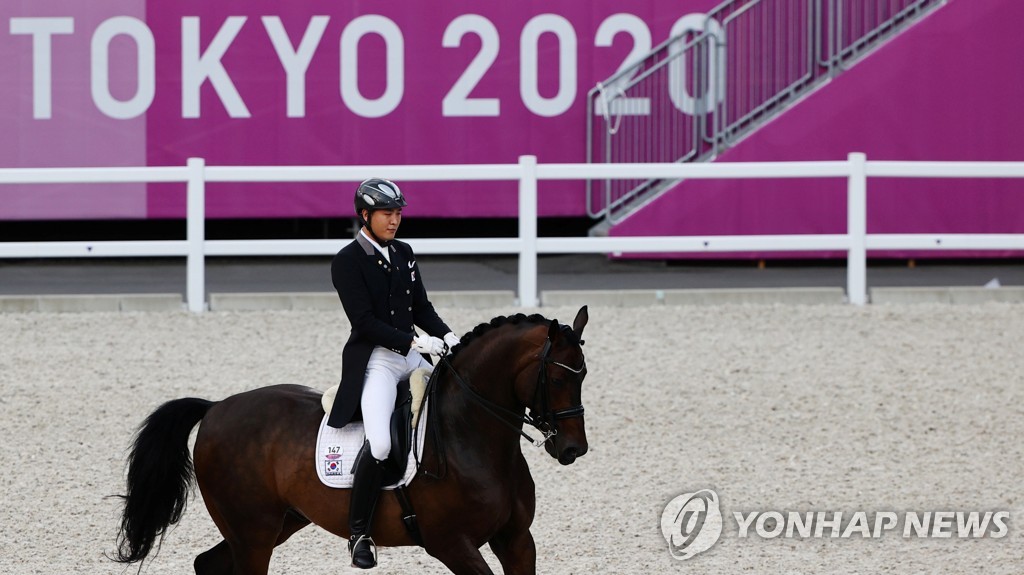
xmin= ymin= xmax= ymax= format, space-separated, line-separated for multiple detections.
xmin=610 ymin=0 xmax=1024 ymax=258
xmin=0 ymin=0 xmax=147 ymax=218
xmin=1 ymin=0 xmax=721 ymax=220
xmin=4 ymin=0 xmax=1022 ymax=261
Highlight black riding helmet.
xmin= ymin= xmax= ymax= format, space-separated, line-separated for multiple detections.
xmin=354 ymin=178 xmax=407 ymax=245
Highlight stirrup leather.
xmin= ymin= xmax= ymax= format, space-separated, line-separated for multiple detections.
xmin=349 ymin=534 xmax=378 ymax=568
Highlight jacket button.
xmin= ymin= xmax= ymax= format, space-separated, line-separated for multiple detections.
xmin=407 ymin=306 xmax=412 ymax=311
xmin=390 ymin=310 xmax=395 ymax=315
xmin=406 ymin=289 xmax=410 ymax=294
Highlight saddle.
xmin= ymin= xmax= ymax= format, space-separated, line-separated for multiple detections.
xmin=321 ymin=368 xmax=430 ymax=485
xmin=382 ymin=377 xmax=414 ymax=483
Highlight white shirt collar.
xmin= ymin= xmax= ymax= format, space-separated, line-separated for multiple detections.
xmin=360 ymin=229 xmax=390 ymax=263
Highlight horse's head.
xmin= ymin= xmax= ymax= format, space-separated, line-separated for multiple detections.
xmin=444 ymin=307 xmax=591 ymax=466
xmin=523 ymin=305 xmax=590 ymax=465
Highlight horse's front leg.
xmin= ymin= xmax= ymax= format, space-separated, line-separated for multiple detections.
xmin=487 ymin=462 xmax=537 ymax=575
xmin=428 ymin=538 xmax=497 ymax=575
xmin=488 ymin=526 xmax=536 ymax=575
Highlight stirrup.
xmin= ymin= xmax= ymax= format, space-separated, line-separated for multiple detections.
xmin=348 ymin=534 xmax=378 ymax=569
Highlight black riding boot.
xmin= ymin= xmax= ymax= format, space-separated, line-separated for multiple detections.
xmin=348 ymin=442 xmax=384 ymax=569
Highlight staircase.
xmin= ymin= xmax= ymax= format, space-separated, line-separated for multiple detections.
xmin=586 ymin=0 xmax=947 ymax=234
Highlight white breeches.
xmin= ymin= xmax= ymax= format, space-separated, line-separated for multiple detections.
xmin=361 ymin=346 xmax=432 ymax=461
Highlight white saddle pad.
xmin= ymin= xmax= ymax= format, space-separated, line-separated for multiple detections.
xmin=314 ymin=400 xmax=428 ymax=489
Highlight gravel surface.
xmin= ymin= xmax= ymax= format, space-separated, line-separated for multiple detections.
xmin=1 ymin=304 xmax=1021 ymax=574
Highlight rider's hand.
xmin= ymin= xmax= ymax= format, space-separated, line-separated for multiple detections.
xmin=411 ymin=334 xmax=445 ymax=356
xmin=443 ymin=332 xmax=461 ymax=351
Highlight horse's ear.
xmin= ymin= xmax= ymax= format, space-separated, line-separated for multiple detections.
xmin=572 ymin=305 xmax=588 ymax=339
xmin=548 ymin=318 xmax=560 ymax=340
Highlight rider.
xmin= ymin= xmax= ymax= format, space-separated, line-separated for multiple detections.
xmin=327 ymin=177 xmax=460 ymax=569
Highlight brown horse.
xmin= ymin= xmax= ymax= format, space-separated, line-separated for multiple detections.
xmin=113 ymin=306 xmax=589 ymax=574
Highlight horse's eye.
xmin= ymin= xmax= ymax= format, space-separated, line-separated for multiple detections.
xmin=552 ymin=378 xmax=565 ymax=387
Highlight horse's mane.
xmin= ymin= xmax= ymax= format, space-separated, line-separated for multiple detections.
xmin=448 ymin=312 xmax=578 ymax=358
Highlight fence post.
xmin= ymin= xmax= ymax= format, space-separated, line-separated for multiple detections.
xmin=518 ymin=155 xmax=539 ymax=307
xmin=847 ymin=152 xmax=867 ymax=305
xmin=186 ymin=157 xmax=206 ymax=313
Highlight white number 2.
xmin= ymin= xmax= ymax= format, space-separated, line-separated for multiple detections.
xmin=593 ymin=14 xmax=652 ymax=117
xmin=442 ymin=15 xmax=500 ymax=117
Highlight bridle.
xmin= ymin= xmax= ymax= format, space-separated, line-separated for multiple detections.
xmin=435 ymin=335 xmax=586 ymax=448
xmin=529 ymin=338 xmax=587 ymax=445
xmin=419 ymin=332 xmax=586 ymax=479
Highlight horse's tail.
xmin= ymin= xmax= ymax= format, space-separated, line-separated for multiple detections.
xmin=113 ymin=397 xmax=215 ymax=565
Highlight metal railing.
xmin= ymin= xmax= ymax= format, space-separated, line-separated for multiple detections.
xmin=2 ymin=153 xmax=1023 ymax=311
xmin=819 ymin=0 xmax=942 ymax=73
xmin=586 ymin=0 xmax=945 ymax=224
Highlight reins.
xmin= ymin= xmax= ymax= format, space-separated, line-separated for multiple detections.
xmin=417 ymin=336 xmax=586 ymax=479
xmin=441 ymin=349 xmax=555 ymax=448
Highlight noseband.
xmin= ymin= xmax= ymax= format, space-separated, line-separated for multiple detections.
xmin=437 ymin=335 xmax=586 ymax=448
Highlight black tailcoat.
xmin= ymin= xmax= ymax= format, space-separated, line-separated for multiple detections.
xmin=327 ymin=234 xmax=450 ymax=428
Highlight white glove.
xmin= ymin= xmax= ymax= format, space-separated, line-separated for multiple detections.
xmin=411 ymin=334 xmax=445 ymax=356
xmin=443 ymin=332 xmax=461 ymax=351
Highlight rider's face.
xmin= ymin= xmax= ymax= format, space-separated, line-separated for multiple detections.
xmin=365 ymin=208 xmax=402 ymax=242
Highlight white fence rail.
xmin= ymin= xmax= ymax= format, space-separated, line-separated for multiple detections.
xmin=2 ymin=153 xmax=1023 ymax=312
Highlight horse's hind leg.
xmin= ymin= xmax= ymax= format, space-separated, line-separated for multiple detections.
xmin=194 ymin=511 xmax=311 ymax=575
xmin=192 ymin=533 xmax=275 ymax=575
xmin=194 ymin=540 xmax=231 ymax=575
xmin=192 ymin=532 xmax=273 ymax=575
xmin=276 ymin=509 xmax=313 ymax=544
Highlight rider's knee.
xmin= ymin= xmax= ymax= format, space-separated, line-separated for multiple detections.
xmin=369 ymin=440 xmax=391 ymax=462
